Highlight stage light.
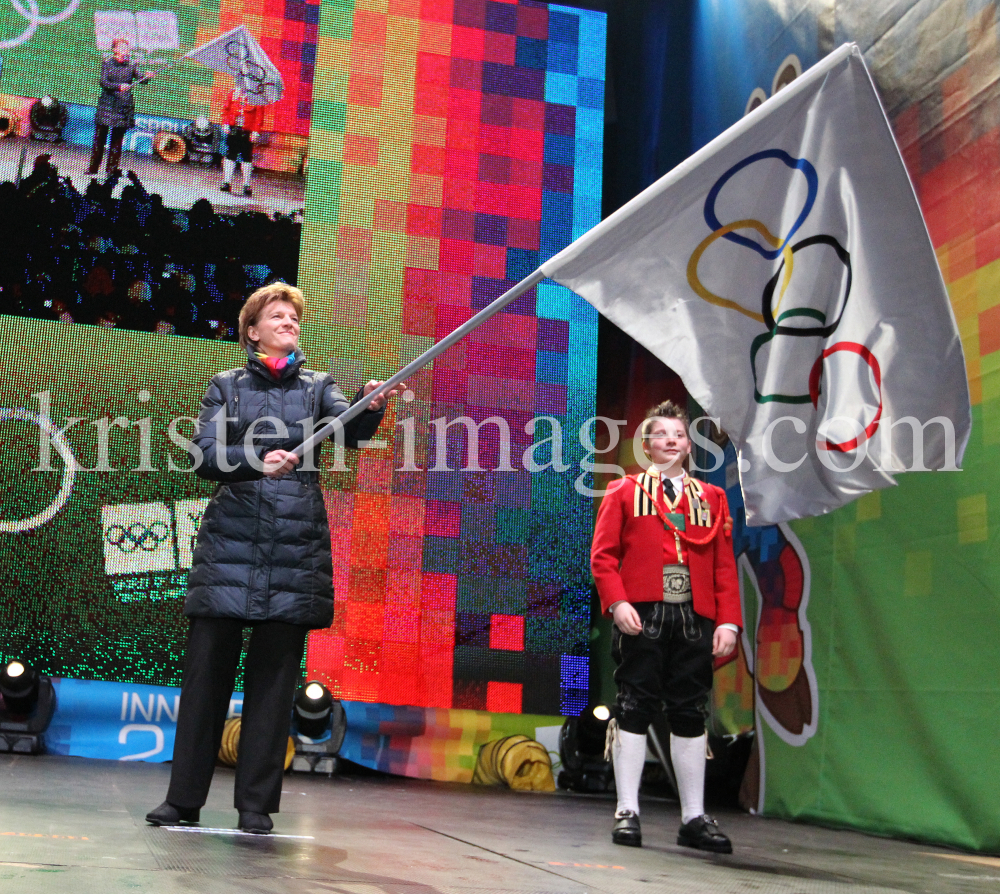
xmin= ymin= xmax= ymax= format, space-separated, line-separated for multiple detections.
xmin=29 ymin=95 xmax=67 ymax=142
xmin=294 ymin=680 xmax=333 ymax=739
xmin=291 ymin=681 xmax=346 ymax=775
xmin=0 ymin=660 xmax=38 ymax=714
xmin=0 ymin=659 xmax=56 ymax=754
xmin=557 ymin=703 xmax=613 ymax=793
xmin=183 ymin=116 xmax=220 ymax=166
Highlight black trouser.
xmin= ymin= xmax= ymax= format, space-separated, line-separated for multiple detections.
xmin=226 ymin=127 xmax=253 ymax=162
xmin=88 ymin=125 xmax=127 ymax=175
xmin=612 ymin=601 xmax=715 ymax=737
xmin=166 ymin=617 xmax=308 ymax=814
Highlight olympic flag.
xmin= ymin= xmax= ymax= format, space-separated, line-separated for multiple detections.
xmin=541 ymin=43 xmax=971 ymax=524
xmin=183 ymin=25 xmax=283 ymax=106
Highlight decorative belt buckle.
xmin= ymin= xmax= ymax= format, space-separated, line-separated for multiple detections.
xmin=662 ymin=564 xmax=692 ymax=603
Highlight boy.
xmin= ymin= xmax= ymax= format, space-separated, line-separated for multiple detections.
xmin=591 ymin=401 xmax=742 ymax=852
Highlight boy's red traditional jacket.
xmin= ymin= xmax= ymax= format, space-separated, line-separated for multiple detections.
xmin=591 ymin=469 xmax=742 ymax=628
xmin=222 ymin=92 xmax=265 ymax=131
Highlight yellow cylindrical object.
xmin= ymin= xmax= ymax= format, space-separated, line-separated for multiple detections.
xmin=217 ymin=717 xmax=295 ymax=771
xmin=473 ymin=735 xmax=555 ymax=792
xmin=155 ymin=130 xmax=186 ymax=163
xmin=218 ymin=717 xmax=240 ymax=766
xmin=0 ymin=110 xmax=17 ymax=138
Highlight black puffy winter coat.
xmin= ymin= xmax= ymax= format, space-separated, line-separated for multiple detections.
xmin=184 ymin=349 xmax=383 ymax=628
xmin=96 ymin=58 xmax=145 ymax=128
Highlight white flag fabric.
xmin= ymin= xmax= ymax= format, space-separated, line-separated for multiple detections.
xmin=542 ymin=44 xmax=971 ymax=525
xmin=184 ymin=25 xmax=283 ymax=106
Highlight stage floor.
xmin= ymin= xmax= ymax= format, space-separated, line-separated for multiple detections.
xmin=0 ymin=754 xmax=990 ymax=894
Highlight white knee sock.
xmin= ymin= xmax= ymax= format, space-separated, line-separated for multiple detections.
xmin=240 ymin=161 xmax=253 ymax=184
xmin=221 ymin=158 xmax=235 ymax=184
xmin=612 ymin=726 xmax=647 ymax=816
xmin=670 ymin=732 xmax=707 ymax=823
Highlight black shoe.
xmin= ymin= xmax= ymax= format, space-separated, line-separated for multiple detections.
xmin=220 ymin=182 xmax=231 ymax=192
xmin=145 ymin=801 xmax=200 ymax=826
xmin=612 ymin=810 xmax=642 ymax=847
xmin=242 ymin=185 xmax=252 ymax=197
xmin=677 ymin=815 xmax=732 ymax=854
xmin=238 ymin=811 xmax=272 ymax=834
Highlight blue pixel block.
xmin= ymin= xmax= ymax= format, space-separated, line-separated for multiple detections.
xmin=544 ymin=72 xmax=578 ymax=105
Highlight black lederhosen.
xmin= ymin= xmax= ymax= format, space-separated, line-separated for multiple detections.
xmin=226 ymin=127 xmax=253 ymax=163
xmin=612 ymin=601 xmax=714 ymax=737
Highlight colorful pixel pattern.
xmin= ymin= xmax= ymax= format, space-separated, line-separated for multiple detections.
xmin=338 ymin=700 xmax=557 ymax=781
xmin=298 ymin=0 xmax=604 ymax=716
xmin=0 ymin=0 xmax=314 ymax=138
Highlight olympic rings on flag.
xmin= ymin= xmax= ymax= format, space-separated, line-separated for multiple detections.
xmin=689 ymin=147 xmax=884 ymax=453
xmin=225 ymin=39 xmax=276 ymax=97
xmin=704 ymin=149 xmax=818 ymax=259
xmin=747 ymin=234 xmax=855 ymax=403
xmin=686 ymin=219 xmax=790 ymax=323
xmin=760 ymin=234 xmax=852 ymax=334
xmin=0 ymin=407 xmax=77 ymax=533
xmin=808 ymin=343 xmax=883 ymax=452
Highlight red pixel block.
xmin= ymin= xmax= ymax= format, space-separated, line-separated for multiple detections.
xmin=421 ymin=573 xmax=457 ymax=610
xmin=425 ymin=500 xmax=462 ymax=536
xmin=354 ymin=10 xmax=388 ymax=45
xmin=486 ymin=681 xmax=523 ymax=713
xmin=489 ymin=613 xmax=524 ymax=651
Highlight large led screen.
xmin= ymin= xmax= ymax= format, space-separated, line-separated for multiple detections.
xmin=0 ymin=0 xmax=605 ymax=716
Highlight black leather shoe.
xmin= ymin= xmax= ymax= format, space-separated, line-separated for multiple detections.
xmin=677 ymin=815 xmax=732 ymax=853
xmin=612 ymin=810 xmax=642 ymax=847
xmin=220 ymin=182 xmax=231 ymax=192
xmin=242 ymin=185 xmax=253 ymax=197
xmin=145 ymin=801 xmax=200 ymax=826
xmin=238 ymin=811 xmax=273 ymax=834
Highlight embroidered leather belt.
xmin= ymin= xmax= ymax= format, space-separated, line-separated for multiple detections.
xmin=662 ymin=564 xmax=692 ymax=603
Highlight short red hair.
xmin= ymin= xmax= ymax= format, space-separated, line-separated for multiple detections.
xmin=238 ymin=282 xmax=305 ymax=349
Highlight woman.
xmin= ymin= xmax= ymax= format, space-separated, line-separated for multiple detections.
xmin=87 ymin=38 xmax=153 ymax=177
xmin=147 ymin=282 xmax=402 ymax=834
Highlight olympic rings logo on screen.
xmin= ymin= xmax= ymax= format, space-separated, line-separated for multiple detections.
xmin=0 ymin=0 xmax=80 ymax=50
xmin=104 ymin=521 xmax=171 ymax=554
xmin=225 ymin=39 xmax=276 ymax=97
xmin=686 ymin=149 xmax=882 ymax=453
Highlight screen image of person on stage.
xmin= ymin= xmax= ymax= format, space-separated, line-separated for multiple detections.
xmin=218 ymin=87 xmax=263 ymax=197
xmin=0 ymin=0 xmax=605 ymax=730
xmin=86 ymin=37 xmax=155 ymax=178
xmin=0 ymin=6 xmax=312 ymax=341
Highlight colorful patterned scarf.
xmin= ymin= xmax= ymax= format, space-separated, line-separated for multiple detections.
xmin=255 ymin=351 xmax=296 ymax=378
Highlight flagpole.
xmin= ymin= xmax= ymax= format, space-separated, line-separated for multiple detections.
xmin=146 ymin=57 xmax=186 ymax=77
xmin=293 ymin=267 xmax=546 ymax=458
